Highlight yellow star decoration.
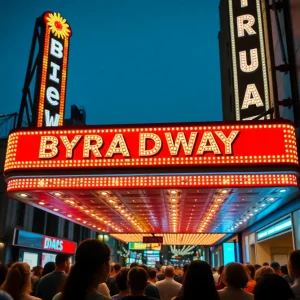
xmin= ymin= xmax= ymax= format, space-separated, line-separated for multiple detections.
xmin=46 ymin=12 xmax=71 ymax=39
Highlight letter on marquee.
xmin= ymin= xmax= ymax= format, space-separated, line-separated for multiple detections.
xmin=46 ymin=86 xmax=60 ymax=106
xmin=105 ymin=134 xmax=130 ymax=157
xmin=45 ymin=110 xmax=59 ymax=126
xmin=165 ymin=132 xmax=198 ymax=155
xmin=39 ymin=136 xmax=59 ymax=159
xmin=139 ymin=133 xmax=162 ymax=156
xmin=237 ymin=15 xmax=256 ymax=37
xmin=215 ymin=131 xmax=239 ymax=154
xmin=49 ymin=62 xmax=61 ymax=83
xmin=50 ymin=38 xmax=63 ymax=59
xmin=83 ymin=135 xmax=103 ymax=158
xmin=61 ymin=135 xmax=82 ymax=158
xmin=241 ymin=0 xmax=248 ymax=7
xmin=239 ymin=49 xmax=258 ymax=73
xmin=241 ymin=84 xmax=264 ymax=109
xmin=197 ymin=132 xmax=221 ymax=155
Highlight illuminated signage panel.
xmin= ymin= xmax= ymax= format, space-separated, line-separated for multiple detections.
xmin=4 ymin=122 xmax=297 ymax=173
xmin=128 ymin=243 xmax=161 ymax=251
xmin=14 ymin=230 xmax=76 ymax=254
xmin=228 ymin=0 xmax=271 ymax=120
xmin=36 ymin=12 xmax=71 ymax=127
xmin=257 ymin=218 xmax=292 ymax=241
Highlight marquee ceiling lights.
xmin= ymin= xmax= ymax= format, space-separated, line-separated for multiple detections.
xmin=8 ymin=186 xmax=298 ymax=236
xmin=109 ymin=233 xmax=226 ymax=245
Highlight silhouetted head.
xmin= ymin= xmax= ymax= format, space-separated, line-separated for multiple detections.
xmin=55 ymin=253 xmax=71 ymax=274
xmin=254 ymin=274 xmax=294 ymax=300
xmin=223 ymin=262 xmax=248 ymax=289
xmin=254 ymin=264 xmax=262 ymax=270
xmin=60 ymin=239 xmax=110 ymax=300
xmin=254 ymin=266 xmax=274 ymax=282
xmin=1 ymin=262 xmax=31 ymax=299
xmin=42 ymin=262 xmax=56 ymax=277
xmin=182 ymin=260 xmax=219 ymax=300
xmin=116 ymin=267 xmax=129 ymax=291
xmin=288 ymin=250 xmax=300 ymax=279
xmin=165 ymin=266 xmax=175 ymax=278
xmin=245 ymin=264 xmax=255 ymax=280
xmin=127 ymin=267 xmax=148 ymax=293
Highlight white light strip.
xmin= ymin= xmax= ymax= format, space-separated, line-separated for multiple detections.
xmin=228 ymin=0 xmax=241 ymax=120
xmin=256 ymin=0 xmax=270 ymax=118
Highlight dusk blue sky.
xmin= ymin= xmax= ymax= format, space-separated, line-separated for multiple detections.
xmin=1 ymin=0 xmax=222 ymax=125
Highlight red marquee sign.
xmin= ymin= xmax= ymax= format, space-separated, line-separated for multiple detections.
xmin=4 ymin=121 xmax=298 ymax=174
xmin=42 ymin=236 xmax=76 ymax=254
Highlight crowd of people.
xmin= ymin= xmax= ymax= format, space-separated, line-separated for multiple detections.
xmin=0 ymin=238 xmax=299 ymax=300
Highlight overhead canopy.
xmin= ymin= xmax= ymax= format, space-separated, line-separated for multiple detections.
xmin=4 ymin=120 xmax=299 ymax=245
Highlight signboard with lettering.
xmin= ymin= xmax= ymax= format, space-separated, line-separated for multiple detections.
xmin=143 ymin=236 xmax=163 ymax=244
xmin=4 ymin=121 xmax=298 ymax=174
xmin=228 ymin=0 xmax=272 ymax=120
xmin=35 ymin=12 xmax=71 ymax=127
xmin=128 ymin=243 xmax=161 ymax=251
xmin=14 ymin=229 xmax=77 ymax=254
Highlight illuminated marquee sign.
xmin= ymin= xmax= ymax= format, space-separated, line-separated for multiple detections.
xmin=228 ymin=0 xmax=271 ymax=120
xmin=4 ymin=122 xmax=297 ymax=173
xmin=36 ymin=12 xmax=72 ymax=127
xmin=42 ymin=236 xmax=76 ymax=254
xmin=14 ymin=229 xmax=76 ymax=254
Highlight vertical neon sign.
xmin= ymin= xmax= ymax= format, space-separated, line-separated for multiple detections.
xmin=37 ymin=12 xmax=72 ymax=127
xmin=228 ymin=0 xmax=271 ymax=120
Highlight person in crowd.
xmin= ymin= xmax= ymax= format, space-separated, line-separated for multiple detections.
xmin=254 ymin=264 xmax=261 ymax=271
xmin=121 ymin=267 xmax=157 ymax=300
xmin=262 ymin=262 xmax=269 ymax=266
xmin=173 ymin=268 xmax=182 ymax=283
xmin=173 ymin=260 xmax=219 ymax=300
xmin=31 ymin=266 xmax=43 ymax=285
xmin=155 ymin=266 xmax=181 ymax=300
xmin=156 ymin=266 xmax=166 ymax=281
xmin=130 ymin=263 xmax=139 ymax=269
xmin=254 ymin=266 xmax=274 ymax=282
xmin=0 ymin=262 xmax=41 ymax=300
xmin=112 ymin=267 xmax=130 ymax=300
xmin=148 ymin=268 xmax=158 ymax=285
xmin=140 ymin=265 xmax=160 ymax=299
xmin=108 ymin=263 xmax=122 ymax=296
xmin=32 ymin=262 xmax=55 ymax=296
xmin=270 ymin=261 xmax=282 ymax=275
xmin=218 ymin=262 xmax=253 ymax=300
xmin=0 ymin=291 xmax=12 ymax=300
xmin=215 ymin=266 xmax=225 ymax=290
xmin=175 ymin=264 xmax=189 ymax=284
xmin=244 ymin=264 xmax=256 ymax=294
xmin=212 ymin=267 xmax=220 ymax=284
xmin=156 ymin=266 xmax=165 ymax=282
xmin=281 ymin=264 xmax=294 ymax=285
xmin=288 ymin=249 xmax=300 ymax=299
xmin=253 ymin=274 xmax=295 ymax=300
xmin=53 ymin=239 xmax=111 ymax=300
xmin=36 ymin=253 xmax=71 ymax=300
xmin=0 ymin=264 xmax=8 ymax=287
